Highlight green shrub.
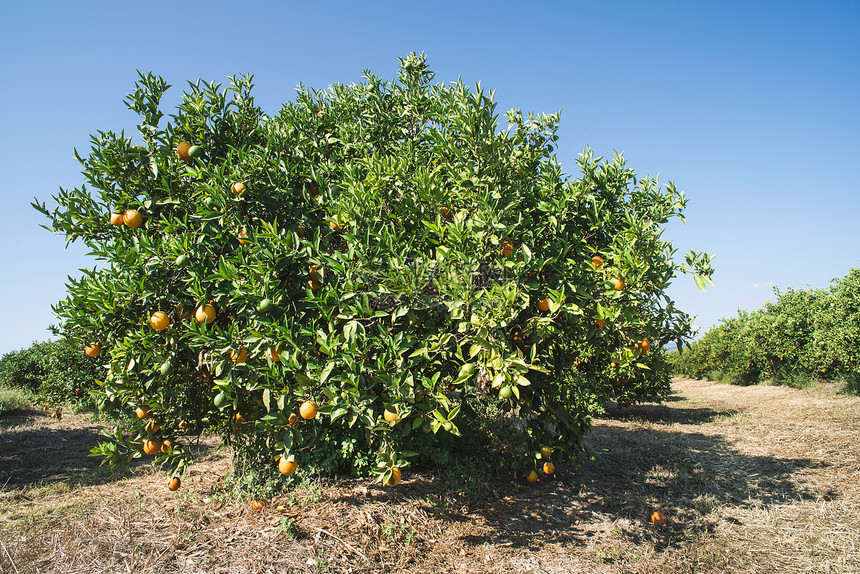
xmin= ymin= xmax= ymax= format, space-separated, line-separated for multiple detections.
xmin=35 ymin=54 xmax=713 ymax=485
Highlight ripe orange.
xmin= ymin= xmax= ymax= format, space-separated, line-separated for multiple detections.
xmin=135 ymin=405 xmax=151 ymax=419
xmin=176 ymin=304 xmax=193 ymax=319
xmin=150 ymin=311 xmax=169 ymax=331
xmin=385 ymin=467 xmax=402 ymax=487
xmin=233 ymin=413 xmax=244 ymax=422
xmin=176 ymin=141 xmax=192 ymax=162
xmin=538 ymin=297 xmax=550 ymax=312
xmin=307 ymin=279 xmax=323 ymax=292
xmin=595 ymin=319 xmax=607 ymax=329
xmin=278 ymin=455 xmax=298 ymax=476
xmin=591 ymin=255 xmax=605 ymax=268
xmin=383 ymin=408 xmax=399 ymax=423
xmin=539 ymin=446 xmax=552 ymax=459
xmin=287 ymin=413 xmax=300 ymax=428
xmin=543 ymin=462 xmax=555 ymax=475
xmin=168 ymin=476 xmax=181 ymax=491
xmin=440 ymin=205 xmax=454 ymax=221
xmin=500 ymin=241 xmax=515 ymax=257
xmin=651 ymin=511 xmax=668 ymax=525
xmin=299 ymin=400 xmax=318 ymax=420
xmin=143 ymin=439 xmax=162 ymax=455
xmin=178 ymin=420 xmax=191 ymax=431
xmin=160 ymin=439 xmax=173 ymax=454
xmin=85 ymin=343 xmax=101 ymax=357
xmin=231 ymin=346 xmax=249 ymax=363
xmin=329 ymin=215 xmax=344 ymax=231
xmin=237 ymin=229 xmax=249 ymax=245
xmin=610 ymin=277 xmax=625 ymax=291
xmin=145 ymin=419 xmax=161 ymax=433
xmin=123 ymin=209 xmax=143 ymax=228
xmin=250 ymin=499 xmax=265 ymax=510
xmin=526 ymin=470 xmax=539 ymax=483
xmin=639 ymin=339 xmax=651 ymax=354
xmin=109 ymin=212 xmax=124 ymax=225
xmin=309 ymin=264 xmax=320 ymax=281
xmin=232 ymin=181 xmax=247 ymax=197
xmin=195 ymin=304 xmax=216 ymax=324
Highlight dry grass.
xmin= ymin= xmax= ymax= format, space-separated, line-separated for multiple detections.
xmin=1 ymin=378 xmax=858 ymax=573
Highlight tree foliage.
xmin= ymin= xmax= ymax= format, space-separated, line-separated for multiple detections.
xmin=669 ymin=268 xmax=860 ymax=392
xmin=35 ymin=54 xmax=713 ymax=484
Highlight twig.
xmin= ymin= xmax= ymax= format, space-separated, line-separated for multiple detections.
xmin=0 ymin=538 xmax=20 ymax=574
xmin=307 ymin=525 xmax=369 ymax=563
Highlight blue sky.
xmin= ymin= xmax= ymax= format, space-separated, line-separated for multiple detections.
xmin=2 ymin=0 xmax=858 ymax=354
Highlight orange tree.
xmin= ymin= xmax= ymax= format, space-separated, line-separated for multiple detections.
xmin=670 ymin=268 xmax=860 ymax=392
xmin=34 ymin=54 xmax=713 ymax=487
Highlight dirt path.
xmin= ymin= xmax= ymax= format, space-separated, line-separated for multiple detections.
xmin=1 ymin=379 xmax=858 ymax=573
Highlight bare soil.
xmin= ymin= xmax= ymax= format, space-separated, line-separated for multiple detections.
xmin=1 ymin=378 xmax=858 ymax=573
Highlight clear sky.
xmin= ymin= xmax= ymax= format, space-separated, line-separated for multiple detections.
xmin=2 ymin=0 xmax=858 ymax=355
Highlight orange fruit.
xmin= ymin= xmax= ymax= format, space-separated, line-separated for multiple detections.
xmin=329 ymin=215 xmax=344 ymax=231
xmin=123 ymin=209 xmax=143 ymax=228
xmin=308 ymin=264 xmax=320 ymax=281
xmin=150 ymin=311 xmax=169 ymax=331
xmin=539 ymin=446 xmax=552 ymax=459
xmin=500 ymin=241 xmax=515 ymax=257
xmin=287 ymin=413 xmax=300 ymax=428
xmin=237 ymin=229 xmax=249 ymax=245
xmin=307 ymin=184 xmax=320 ymax=198
xmin=385 ymin=467 xmax=402 ymax=487
xmin=543 ymin=462 xmax=555 ymax=475
xmin=383 ymin=408 xmax=399 ymax=423
xmin=232 ymin=181 xmax=247 ymax=197
xmin=233 ymin=413 xmax=244 ymax=423
xmin=278 ymin=455 xmax=298 ymax=476
xmin=610 ymin=277 xmax=625 ymax=291
xmin=135 ymin=405 xmax=151 ymax=419
xmin=109 ymin=212 xmax=124 ymax=225
xmin=195 ymin=304 xmax=216 ymax=324
xmin=85 ymin=343 xmax=101 ymax=357
xmin=160 ymin=439 xmax=173 ymax=454
xmin=538 ymin=297 xmax=550 ymax=312
xmin=639 ymin=339 xmax=651 ymax=354
xmin=231 ymin=346 xmax=248 ymax=364
xmin=176 ymin=141 xmax=192 ymax=162
xmin=168 ymin=476 xmax=181 ymax=491
xmin=526 ymin=470 xmax=539 ymax=483
xmin=595 ymin=319 xmax=607 ymax=329
xmin=145 ymin=419 xmax=161 ymax=433
xmin=591 ymin=255 xmax=605 ymax=268
xmin=299 ymin=400 xmax=318 ymax=420
xmin=440 ymin=205 xmax=454 ymax=221
xmin=651 ymin=511 xmax=668 ymax=525
xmin=143 ymin=439 xmax=162 ymax=455
xmin=176 ymin=304 xmax=193 ymax=319
xmin=250 ymin=499 xmax=265 ymax=510
xmin=307 ymin=279 xmax=323 ymax=292
xmin=178 ymin=420 xmax=191 ymax=431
